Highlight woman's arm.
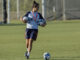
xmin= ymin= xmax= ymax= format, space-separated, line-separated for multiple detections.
xmin=20 ymin=16 xmax=27 ymax=23
xmin=38 ymin=13 xmax=47 ymax=27
xmin=40 ymin=19 xmax=47 ymax=27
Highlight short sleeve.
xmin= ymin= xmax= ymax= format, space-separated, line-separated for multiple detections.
xmin=38 ymin=13 xmax=44 ymax=19
xmin=24 ymin=11 xmax=30 ymax=17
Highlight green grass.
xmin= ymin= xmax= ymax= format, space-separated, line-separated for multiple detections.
xmin=0 ymin=20 xmax=80 ymax=60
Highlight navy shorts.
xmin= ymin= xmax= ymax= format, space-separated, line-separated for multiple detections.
xmin=26 ymin=28 xmax=38 ymax=40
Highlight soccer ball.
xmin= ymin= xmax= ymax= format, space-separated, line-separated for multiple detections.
xmin=23 ymin=16 xmax=32 ymax=21
xmin=37 ymin=19 xmax=46 ymax=25
xmin=43 ymin=52 xmax=50 ymax=60
xmin=23 ymin=16 xmax=28 ymax=21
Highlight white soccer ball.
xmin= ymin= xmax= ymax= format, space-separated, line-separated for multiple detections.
xmin=43 ymin=52 xmax=50 ymax=60
xmin=23 ymin=16 xmax=28 ymax=21
xmin=37 ymin=19 xmax=46 ymax=25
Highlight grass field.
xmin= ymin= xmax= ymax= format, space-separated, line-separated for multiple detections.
xmin=0 ymin=20 xmax=80 ymax=60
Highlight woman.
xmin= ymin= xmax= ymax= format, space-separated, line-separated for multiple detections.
xmin=20 ymin=1 xmax=46 ymax=59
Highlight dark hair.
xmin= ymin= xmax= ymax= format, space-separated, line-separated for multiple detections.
xmin=32 ymin=1 xmax=39 ymax=8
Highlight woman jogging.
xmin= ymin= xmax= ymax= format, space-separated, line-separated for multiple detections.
xmin=20 ymin=1 xmax=46 ymax=59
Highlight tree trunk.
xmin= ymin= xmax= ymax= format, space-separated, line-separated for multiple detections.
xmin=3 ymin=0 xmax=7 ymax=24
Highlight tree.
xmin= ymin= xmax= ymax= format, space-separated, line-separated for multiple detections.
xmin=3 ymin=0 xmax=7 ymax=24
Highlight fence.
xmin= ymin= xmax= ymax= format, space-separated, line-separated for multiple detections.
xmin=0 ymin=0 xmax=80 ymax=23
xmin=45 ymin=0 xmax=80 ymax=20
xmin=0 ymin=0 xmax=41 ymax=23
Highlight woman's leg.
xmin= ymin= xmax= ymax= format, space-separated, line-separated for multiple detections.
xmin=28 ymin=39 xmax=33 ymax=52
xmin=25 ymin=38 xmax=33 ymax=59
xmin=26 ymin=39 xmax=29 ymax=49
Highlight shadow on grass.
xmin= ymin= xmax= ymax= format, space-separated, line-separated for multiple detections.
xmin=51 ymin=56 xmax=80 ymax=60
xmin=29 ymin=57 xmax=42 ymax=60
xmin=52 ymin=58 xmax=74 ymax=60
xmin=28 ymin=56 xmax=80 ymax=60
xmin=0 ymin=23 xmax=25 ymax=26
